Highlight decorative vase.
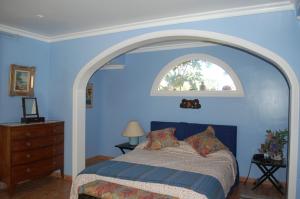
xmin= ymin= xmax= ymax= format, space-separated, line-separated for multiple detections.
xmin=263 ymin=153 xmax=269 ymax=159
xmin=271 ymin=153 xmax=283 ymax=161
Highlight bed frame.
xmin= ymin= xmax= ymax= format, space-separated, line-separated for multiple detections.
xmin=79 ymin=121 xmax=239 ymax=199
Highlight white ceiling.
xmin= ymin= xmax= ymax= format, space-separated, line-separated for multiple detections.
xmin=0 ymin=0 xmax=294 ymax=39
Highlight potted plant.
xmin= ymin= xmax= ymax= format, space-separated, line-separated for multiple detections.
xmin=259 ymin=129 xmax=288 ymax=160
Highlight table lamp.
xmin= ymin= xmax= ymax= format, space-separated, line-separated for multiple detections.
xmin=122 ymin=121 xmax=145 ymax=145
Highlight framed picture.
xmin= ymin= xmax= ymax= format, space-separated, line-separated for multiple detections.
xmin=9 ymin=64 xmax=35 ymax=96
xmin=86 ymin=83 xmax=93 ymax=108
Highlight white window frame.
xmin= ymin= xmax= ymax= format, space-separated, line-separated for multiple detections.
xmin=151 ymin=53 xmax=244 ymax=97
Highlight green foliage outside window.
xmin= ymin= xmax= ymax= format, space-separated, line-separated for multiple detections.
xmin=159 ymin=59 xmax=204 ymax=91
xmin=158 ymin=59 xmax=235 ymax=92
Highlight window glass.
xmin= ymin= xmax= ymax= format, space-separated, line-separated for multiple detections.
xmin=158 ymin=59 xmax=236 ymax=92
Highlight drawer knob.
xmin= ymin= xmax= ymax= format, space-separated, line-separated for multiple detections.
xmin=26 ymin=168 xmax=31 ymax=173
xmin=26 ymin=132 xmax=31 ymax=137
xmin=26 ymin=154 xmax=31 ymax=158
xmin=53 ymin=161 xmax=57 ymax=165
xmin=26 ymin=142 xmax=31 ymax=146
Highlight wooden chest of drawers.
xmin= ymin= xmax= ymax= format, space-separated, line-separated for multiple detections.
xmin=0 ymin=121 xmax=64 ymax=192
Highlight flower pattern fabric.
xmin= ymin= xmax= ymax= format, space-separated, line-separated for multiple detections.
xmin=185 ymin=126 xmax=227 ymax=157
xmin=144 ymin=128 xmax=179 ymax=150
xmin=78 ymin=180 xmax=178 ymax=199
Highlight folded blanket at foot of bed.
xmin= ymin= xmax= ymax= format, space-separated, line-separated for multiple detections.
xmin=78 ymin=180 xmax=178 ymax=199
xmin=80 ymin=160 xmax=225 ymax=199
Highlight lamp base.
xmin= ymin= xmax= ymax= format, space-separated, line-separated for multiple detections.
xmin=128 ymin=137 xmax=139 ymax=145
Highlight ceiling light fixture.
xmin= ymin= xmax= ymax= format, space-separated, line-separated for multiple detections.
xmin=36 ymin=14 xmax=44 ymax=18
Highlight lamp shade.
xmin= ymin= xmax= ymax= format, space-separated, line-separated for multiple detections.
xmin=122 ymin=121 xmax=144 ymax=137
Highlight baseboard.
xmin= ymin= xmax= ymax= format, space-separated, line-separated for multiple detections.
xmin=86 ymin=155 xmax=113 ymax=167
xmin=51 ymin=171 xmax=72 ymax=182
xmin=240 ymin=176 xmax=286 ymax=188
xmin=63 ymin=175 xmax=72 ymax=182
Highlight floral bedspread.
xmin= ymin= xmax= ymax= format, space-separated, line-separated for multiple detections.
xmin=78 ymin=180 xmax=178 ymax=199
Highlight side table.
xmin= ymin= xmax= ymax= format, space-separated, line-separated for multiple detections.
xmin=245 ymin=154 xmax=286 ymax=194
xmin=115 ymin=142 xmax=137 ymax=154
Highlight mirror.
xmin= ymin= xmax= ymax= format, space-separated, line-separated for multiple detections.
xmin=21 ymin=97 xmax=44 ymax=123
xmin=22 ymin=97 xmax=39 ymax=118
xmin=24 ymin=98 xmax=38 ymax=116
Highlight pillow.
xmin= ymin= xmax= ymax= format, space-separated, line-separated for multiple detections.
xmin=135 ymin=141 xmax=148 ymax=149
xmin=144 ymin=128 xmax=179 ymax=150
xmin=184 ymin=126 xmax=215 ymax=145
xmin=161 ymin=141 xmax=199 ymax=156
xmin=185 ymin=126 xmax=227 ymax=157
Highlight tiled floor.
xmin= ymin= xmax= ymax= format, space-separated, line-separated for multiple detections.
xmin=0 ymin=176 xmax=285 ymax=199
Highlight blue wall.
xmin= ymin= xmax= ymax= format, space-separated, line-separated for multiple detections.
xmin=47 ymin=10 xmax=300 ymax=179
xmin=85 ymin=73 xmax=102 ymax=158
xmin=0 ymin=33 xmax=50 ymax=122
xmin=1 ymin=9 xmax=300 ymax=196
xmin=86 ymin=45 xmax=289 ymax=180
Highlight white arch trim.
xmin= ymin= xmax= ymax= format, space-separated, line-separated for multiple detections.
xmin=151 ymin=53 xmax=244 ymax=97
xmin=73 ymin=30 xmax=299 ymax=199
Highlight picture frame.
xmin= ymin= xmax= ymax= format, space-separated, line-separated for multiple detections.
xmin=86 ymin=83 xmax=93 ymax=108
xmin=9 ymin=64 xmax=35 ymax=96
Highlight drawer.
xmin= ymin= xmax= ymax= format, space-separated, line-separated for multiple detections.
xmin=52 ymin=124 xmax=64 ymax=135
xmin=12 ymin=146 xmax=54 ymax=166
xmin=53 ymin=143 xmax=64 ymax=156
xmin=53 ymin=155 xmax=64 ymax=169
xmin=11 ymin=126 xmax=53 ymax=140
xmin=12 ymin=158 xmax=55 ymax=184
xmin=53 ymin=134 xmax=64 ymax=144
xmin=11 ymin=135 xmax=64 ymax=152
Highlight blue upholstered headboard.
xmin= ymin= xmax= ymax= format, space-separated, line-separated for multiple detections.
xmin=151 ymin=121 xmax=237 ymax=157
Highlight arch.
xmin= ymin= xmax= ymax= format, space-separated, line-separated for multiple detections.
xmin=72 ymin=30 xmax=299 ymax=199
xmin=151 ymin=53 xmax=244 ymax=97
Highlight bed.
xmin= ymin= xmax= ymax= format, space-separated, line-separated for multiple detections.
xmin=71 ymin=121 xmax=239 ymax=199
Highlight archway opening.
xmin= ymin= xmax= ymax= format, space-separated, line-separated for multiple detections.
xmin=73 ymin=30 xmax=299 ymax=199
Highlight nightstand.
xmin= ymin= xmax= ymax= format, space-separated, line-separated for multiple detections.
xmin=245 ymin=154 xmax=286 ymax=194
xmin=115 ymin=142 xmax=137 ymax=154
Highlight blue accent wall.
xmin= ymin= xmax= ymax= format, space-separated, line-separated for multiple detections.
xmin=1 ymin=9 xmax=300 ymax=197
xmin=86 ymin=45 xmax=289 ymax=181
xmin=47 ymin=11 xmax=300 ymax=180
xmin=0 ymin=33 xmax=50 ymax=122
xmin=85 ymin=73 xmax=102 ymax=158
xmin=47 ymin=12 xmax=300 ymax=196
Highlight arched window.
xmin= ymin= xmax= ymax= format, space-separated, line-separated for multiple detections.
xmin=151 ymin=54 xmax=244 ymax=97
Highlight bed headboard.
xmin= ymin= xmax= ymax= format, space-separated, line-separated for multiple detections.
xmin=151 ymin=121 xmax=237 ymax=157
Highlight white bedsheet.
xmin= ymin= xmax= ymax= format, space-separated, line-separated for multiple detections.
xmin=70 ymin=141 xmax=237 ymax=199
